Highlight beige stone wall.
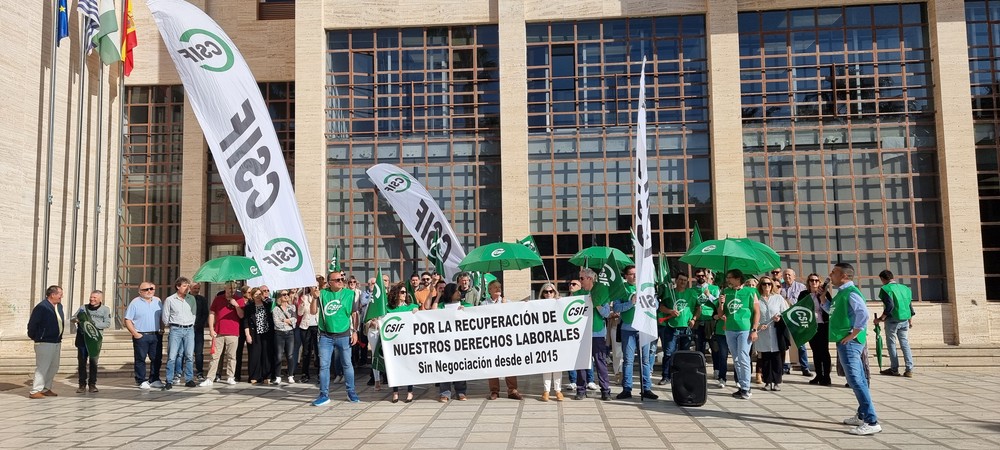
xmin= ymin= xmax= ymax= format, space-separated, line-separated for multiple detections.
xmin=0 ymin=2 xmax=121 ymax=340
xmin=4 ymin=0 xmax=1000 ymax=349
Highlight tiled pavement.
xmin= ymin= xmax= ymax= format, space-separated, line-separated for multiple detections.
xmin=0 ymin=367 xmax=998 ymax=449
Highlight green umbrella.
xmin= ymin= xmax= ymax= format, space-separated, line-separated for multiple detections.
xmin=679 ymin=238 xmax=780 ymax=276
xmin=874 ymin=318 xmax=884 ymax=371
xmin=568 ymin=246 xmax=634 ymax=269
xmin=458 ymin=242 xmax=543 ymax=273
xmin=193 ymin=255 xmax=261 ymax=282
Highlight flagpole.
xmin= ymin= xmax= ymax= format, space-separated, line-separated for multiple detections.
xmin=41 ymin=0 xmax=61 ymax=297
xmin=91 ymin=61 xmax=104 ymax=289
xmin=68 ymin=20 xmax=91 ymax=318
xmin=113 ymin=62 xmax=125 ymax=314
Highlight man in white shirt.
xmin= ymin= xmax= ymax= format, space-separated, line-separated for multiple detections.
xmin=162 ymin=277 xmax=197 ymax=390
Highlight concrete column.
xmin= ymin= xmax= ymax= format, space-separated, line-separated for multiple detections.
xmin=707 ymin=0 xmax=746 ymax=239
xmin=497 ymin=0 xmax=531 ymax=300
xmin=295 ymin=0 xmax=328 ymax=274
xmin=927 ymin=0 xmax=989 ymax=344
xmin=179 ymin=101 xmax=206 ymax=278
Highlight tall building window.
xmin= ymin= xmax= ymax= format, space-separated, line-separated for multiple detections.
xmin=326 ymin=26 xmax=501 ymax=281
xmin=119 ymin=85 xmax=184 ymax=321
xmin=526 ymin=16 xmax=711 ymax=291
xmin=740 ymin=4 xmax=945 ymax=301
xmin=206 ymin=82 xmax=295 ymax=244
xmin=967 ymin=0 xmax=1000 ymax=301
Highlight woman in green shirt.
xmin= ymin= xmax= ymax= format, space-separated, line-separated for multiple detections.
xmin=386 ymin=283 xmax=420 ymax=403
xmin=720 ymin=270 xmax=760 ymax=400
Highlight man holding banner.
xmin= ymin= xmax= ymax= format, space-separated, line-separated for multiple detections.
xmin=613 ymin=265 xmax=658 ymax=400
xmin=73 ymin=290 xmax=111 ymax=393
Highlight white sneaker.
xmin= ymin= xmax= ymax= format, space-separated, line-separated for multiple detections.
xmin=149 ymin=380 xmax=164 ymax=389
xmin=287 ymin=376 xmax=295 ymax=384
xmin=225 ymin=378 xmax=237 ymax=385
xmin=718 ymin=379 xmax=726 ymax=388
xmin=586 ymin=382 xmax=599 ymax=391
xmin=275 ymin=376 xmax=282 ymax=384
xmin=172 ymin=376 xmax=181 ymax=385
xmin=843 ymin=416 xmax=864 ymax=426
xmin=139 ymin=381 xmax=151 ymax=390
xmin=849 ymin=423 xmax=882 ymax=435
xmin=198 ymin=379 xmax=213 ymax=387
xmin=565 ymin=383 xmax=577 ymax=391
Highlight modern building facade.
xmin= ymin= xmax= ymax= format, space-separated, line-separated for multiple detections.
xmin=2 ymin=0 xmax=998 ymax=350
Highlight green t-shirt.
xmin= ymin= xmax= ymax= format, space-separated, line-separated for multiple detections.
xmin=693 ymin=284 xmax=720 ymax=322
xmin=723 ymin=286 xmax=757 ymax=332
xmin=574 ymin=289 xmax=605 ymax=333
xmin=619 ymin=284 xmax=637 ymax=325
xmin=389 ymin=302 xmax=420 ymax=313
xmin=715 ymin=288 xmax=736 ymax=335
xmin=881 ymin=283 xmax=913 ymax=321
xmin=318 ymin=288 xmax=355 ymax=334
xmin=829 ymin=285 xmax=867 ymax=345
xmin=666 ymin=288 xmax=697 ymax=329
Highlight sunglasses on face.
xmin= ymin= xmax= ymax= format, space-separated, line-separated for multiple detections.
xmin=330 ymin=278 xmax=345 ymax=282
xmin=279 ymin=292 xmax=289 ymax=296
xmin=761 ymin=282 xmax=773 ymax=286
xmin=808 ymin=279 xmax=821 ymax=282
xmin=543 ymin=290 xmax=555 ymax=294
xmin=140 ymin=287 xmax=155 ymax=292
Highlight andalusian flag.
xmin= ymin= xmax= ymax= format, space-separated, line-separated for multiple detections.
xmin=365 ymin=268 xmax=388 ymax=321
xmin=121 ymin=0 xmax=137 ymax=75
xmin=428 ymin=230 xmax=445 ymax=276
xmin=328 ymin=248 xmax=341 ymax=272
xmin=93 ymin=0 xmax=120 ymax=64
xmin=518 ymin=235 xmax=539 ymax=256
xmin=781 ymin=296 xmax=818 ymax=347
xmin=76 ymin=308 xmax=103 ymax=359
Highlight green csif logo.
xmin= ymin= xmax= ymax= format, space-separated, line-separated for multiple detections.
xmin=381 ymin=315 xmax=404 ymax=341
xmin=383 ymin=173 xmax=412 ymax=193
xmin=261 ymin=237 xmax=304 ymax=273
xmin=562 ymin=298 xmax=588 ymax=325
xmin=178 ymin=28 xmax=234 ymax=72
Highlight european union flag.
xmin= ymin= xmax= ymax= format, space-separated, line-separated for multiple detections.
xmin=57 ymin=0 xmax=69 ymax=45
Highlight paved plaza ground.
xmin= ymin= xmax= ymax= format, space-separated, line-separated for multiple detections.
xmin=0 ymin=366 xmax=997 ymax=450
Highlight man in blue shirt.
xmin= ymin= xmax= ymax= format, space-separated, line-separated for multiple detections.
xmin=822 ymin=263 xmax=880 ymax=436
xmin=124 ymin=281 xmax=164 ymax=390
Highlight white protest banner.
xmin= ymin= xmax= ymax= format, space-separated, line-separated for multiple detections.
xmin=380 ymin=296 xmax=594 ymax=386
xmin=367 ymin=164 xmax=466 ymax=280
xmin=147 ymin=0 xmax=315 ymax=290
xmin=632 ymin=57 xmax=660 ymax=347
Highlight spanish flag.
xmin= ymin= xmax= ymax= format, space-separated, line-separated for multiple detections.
xmin=121 ymin=0 xmax=137 ymax=76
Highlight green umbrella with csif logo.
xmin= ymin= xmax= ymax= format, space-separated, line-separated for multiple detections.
xmin=679 ymin=238 xmax=780 ymax=276
xmin=458 ymin=242 xmax=543 ymax=274
xmin=193 ymin=255 xmax=262 ymax=282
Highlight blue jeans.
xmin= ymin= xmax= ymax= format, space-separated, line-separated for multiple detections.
xmin=726 ymin=330 xmax=751 ymax=391
xmin=885 ymin=320 xmax=913 ymax=372
xmin=712 ymin=334 xmax=729 ymax=382
xmin=621 ymin=329 xmax=652 ymax=392
xmin=785 ymin=343 xmax=811 ymax=372
xmin=132 ymin=332 xmax=163 ymax=384
xmin=438 ymin=380 xmax=467 ymax=399
xmin=662 ymin=327 xmax=692 ymax=380
xmin=568 ymin=367 xmax=594 ymax=385
xmin=837 ymin=339 xmax=878 ymax=424
xmin=165 ymin=327 xmax=194 ymax=383
xmin=318 ymin=334 xmax=355 ymax=397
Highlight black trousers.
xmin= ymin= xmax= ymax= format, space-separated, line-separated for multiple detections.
xmin=298 ymin=326 xmax=318 ymax=376
xmin=235 ymin=330 xmax=246 ymax=380
xmin=194 ymin=328 xmax=206 ymax=375
xmin=759 ymin=351 xmax=784 ymax=385
xmin=77 ymin=346 xmax=98 ymax=386
xmin=809 ymin=322 xmax=832 ymax=378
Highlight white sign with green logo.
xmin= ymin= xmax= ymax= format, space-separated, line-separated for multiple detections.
xmin=379 ymin=295 xmax=594 ymax=386
xmin=367 ymin=163 xmax=467 ymax=280
xmin=148 ymin=0 xmax=315 ymax=290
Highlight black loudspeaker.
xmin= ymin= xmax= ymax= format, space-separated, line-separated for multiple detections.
xmin=670 ymin=350 xmax=707 ymax=407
